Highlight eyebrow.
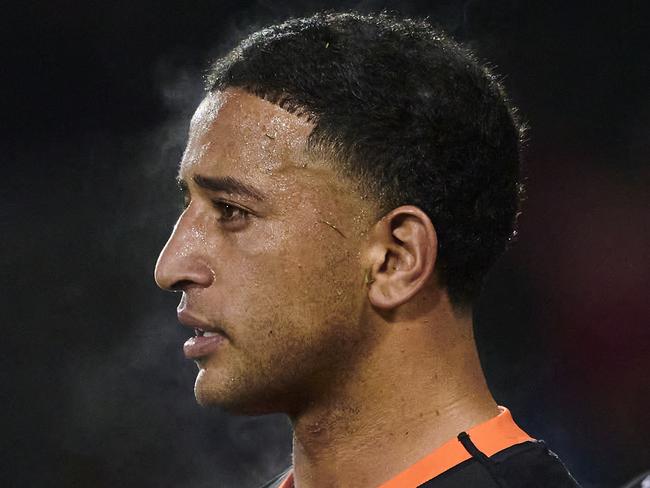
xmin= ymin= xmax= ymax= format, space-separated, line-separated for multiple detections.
xmin=178 ymin=174 xmax=268 ymax=202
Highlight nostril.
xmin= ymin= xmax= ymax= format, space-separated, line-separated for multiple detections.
xmin=171 ymin=279 xmax=195 ymax=292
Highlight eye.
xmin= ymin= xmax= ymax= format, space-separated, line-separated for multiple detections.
xmin=211 ymin=200 xmax=250 ymax=225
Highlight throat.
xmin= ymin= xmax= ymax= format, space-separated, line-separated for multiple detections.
xmin=290 ymin=388 xmax=498 ymax=488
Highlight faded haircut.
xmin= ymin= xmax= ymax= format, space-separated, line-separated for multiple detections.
xmin=206 ymin=11 xmax=525 ymax=309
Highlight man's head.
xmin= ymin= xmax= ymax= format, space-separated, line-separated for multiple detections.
xmin=155 ymin=11 xmax=523 ymax=414
xmin=208 ymin=11 xmax=524 ymax=308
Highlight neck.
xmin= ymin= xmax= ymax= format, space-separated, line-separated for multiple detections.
xmin=288 ymin=306 xmax=498 ymax=488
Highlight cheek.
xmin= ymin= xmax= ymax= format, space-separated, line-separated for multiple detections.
xmin=215 ymin=210 xmax=365 ymax=333
xmin=234 ymin=233 xmax=361 ymax=329
xmin=270 ymin=240 xmax=363 ymax=338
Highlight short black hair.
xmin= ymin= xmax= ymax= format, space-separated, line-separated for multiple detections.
xmin=207 ymin=11 xmax=525 ymax=309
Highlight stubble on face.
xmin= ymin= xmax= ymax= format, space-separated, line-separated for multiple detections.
xmin=177 ymin=88 xmax=381 ymax=416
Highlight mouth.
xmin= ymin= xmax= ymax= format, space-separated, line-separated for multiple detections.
xmin=184 ymin=331 xmax=227 ymax=360
xmin=178 ymin=310 xmax=229 ymax=359
xmin=178 ymin=309 xmax=227 ymax=337
xmin=193 ymin=328 xmax=223 ymax=338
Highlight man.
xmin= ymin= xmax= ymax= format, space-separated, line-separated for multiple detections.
xmin=155 ymin=11 xmax=581 ymax=488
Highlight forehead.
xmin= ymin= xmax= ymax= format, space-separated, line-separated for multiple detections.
xmin=178 ymin=88 xmax=380 ymax=229
xmin=180 ymin=88 xmax=317 ymax=180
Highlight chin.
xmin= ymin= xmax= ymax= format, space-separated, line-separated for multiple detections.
xmin=195 ymin=389 xmax=277 ymax=416
xmin=193 ymin=368 xmax=280 ymax=415
xmin=193 ymin=368 xmax=228 ymax=407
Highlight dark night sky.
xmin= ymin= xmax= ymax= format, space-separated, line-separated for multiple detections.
xmin=2 ymin=1 xmax=649 ymax=487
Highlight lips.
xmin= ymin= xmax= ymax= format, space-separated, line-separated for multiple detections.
xmin=177 ymin=309 xmax=228 ymax=359
xmin=177 ymin=309 xmax=227 ymax=337
xmin=183 ymin=334 xmax=226 ymax=359
xmin=193 ymin=328 xmax=223 ymax=337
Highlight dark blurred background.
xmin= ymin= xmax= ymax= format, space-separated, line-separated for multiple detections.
xmin=1 ymin=1 xmax=648 ymax=487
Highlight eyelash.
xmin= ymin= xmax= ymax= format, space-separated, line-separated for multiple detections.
xmin=211 ymin=200 xmax=250 ymax=224
xmin=180 ymin=194 xmax=250 ymax=226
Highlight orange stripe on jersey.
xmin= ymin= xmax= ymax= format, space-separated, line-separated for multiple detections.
xmin=278 ymin=471 xmax=294 ymax=488
xmin=377 ymin=406 xmax=534 ymax=488
xmin=276 ymin=406 xmax=533 ymax=488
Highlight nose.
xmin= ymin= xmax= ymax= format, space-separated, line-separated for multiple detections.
xmin=154 ymin=210 xmax=214 ymax=292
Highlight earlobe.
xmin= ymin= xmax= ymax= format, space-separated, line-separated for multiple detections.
xmin=365 ymin=206 xmax=437 ymax=310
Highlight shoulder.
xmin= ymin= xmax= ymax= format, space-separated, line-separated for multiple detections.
xmin=493 ymin=440 xmax=582 ymax=487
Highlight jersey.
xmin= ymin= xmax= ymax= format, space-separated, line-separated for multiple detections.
xmin=258 ymin=407 xmax=581 ymax=488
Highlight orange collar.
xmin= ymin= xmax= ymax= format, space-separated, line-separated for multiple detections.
xmin=278 ymin=406 xmax=533 ymax=488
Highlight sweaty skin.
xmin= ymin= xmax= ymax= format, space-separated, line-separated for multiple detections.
xmin=155 ymin=88 xmax=499 ymax=488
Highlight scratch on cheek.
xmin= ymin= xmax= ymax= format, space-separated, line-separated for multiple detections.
xmin=317 ymin=219 xmax=346 ymax=238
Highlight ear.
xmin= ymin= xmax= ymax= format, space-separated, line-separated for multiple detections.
xmin=364 ymin=206 xmax=438 ymax=310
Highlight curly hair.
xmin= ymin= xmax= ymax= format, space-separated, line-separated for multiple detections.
xmin=206 ymin=11 xmax=525 ymax=309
